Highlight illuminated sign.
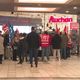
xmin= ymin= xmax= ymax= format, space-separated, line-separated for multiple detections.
xmin=49 ymin=16 xmax=73 ymax=22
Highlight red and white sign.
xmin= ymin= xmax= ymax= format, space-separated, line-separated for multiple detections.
xmin=70 ymin=22 xmax=79 ymax=30
xmin=49 ymin=16 xmax=73 ymax=22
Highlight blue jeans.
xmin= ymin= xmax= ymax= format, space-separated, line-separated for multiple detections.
xmin=42 ymin=46 xmax=50 ymax=61
xmin=61 ymin=47 xmax=67 ymax=59
xmin=66 ymin=47 xmax=70 ymax=57
xmin=18 ymin=48 xmax=24 ymax=63
xmin=29 ymin=48 xmax=38 ymax=65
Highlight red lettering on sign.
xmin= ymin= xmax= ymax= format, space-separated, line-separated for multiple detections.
xmin=49 ymin=16 xmax=73 ymax=22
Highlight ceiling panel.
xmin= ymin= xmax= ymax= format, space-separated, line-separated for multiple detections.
xmin=0 ymin=0 xmax=80 ymax=14
xmin=69 ymin=0 xmax=80 ymax=5
xmin=0 ymin=0 xmax=14 ymax=3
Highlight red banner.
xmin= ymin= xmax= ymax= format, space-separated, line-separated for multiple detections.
xmin=70 ymin=22 xmax=79 ymax=30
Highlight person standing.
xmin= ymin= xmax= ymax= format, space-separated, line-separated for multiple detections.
xmin=66 ymin=35 xmax=72 ymax=58
xmin=61 ymin=32 xmax=68 ymax=59
xmin=27 ymin=27 xmax=40 ymax=67
xmin=0 ymin=31 xmax=4 ymax=64
xmin=3 ymin=31 xmax=9 ymax=59
xmin=12 ymin=32 xmax=19 ymax=61
xmin=40 ymin=31 xmax=51 ymax=61
xmin=18 ymin=33 xmax=25 ymax=64
xmin=52 ymin=33 xmax=62 ymax=61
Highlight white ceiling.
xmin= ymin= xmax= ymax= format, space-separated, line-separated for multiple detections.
xmin=0 ymin=0 xmax=80 ymax=14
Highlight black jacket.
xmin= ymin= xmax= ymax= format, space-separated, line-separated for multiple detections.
xmin=3 ymin=34 xmax=9 ymax=47
xmin=52 ymin=34 xmax=61 ymax=49
xmin=27 ymin=31 xmax=40 ymax=49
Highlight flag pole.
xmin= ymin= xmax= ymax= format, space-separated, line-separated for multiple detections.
xmin=43 ymin=13 xmax=46 ymax=31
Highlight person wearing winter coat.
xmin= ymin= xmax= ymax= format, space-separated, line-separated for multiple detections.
xmin=12 ymin=33 xmax=19 ymax=61
xmin=52 ymin=33 xmax=62 ymax=61
xmin=61 ymin=32 xmax=68 ymax=59
xmin=66 ymin=35 xmax=72 ymax=58
xmin=3 ymin=32 xmax=9 ymax=59
xmin=27 ymin=27 xmax=40 ymax=67
xmin=18 ymin=33 xmax=25 ymax=64
xmin=0 ymin=31 xmax=4 ymax=64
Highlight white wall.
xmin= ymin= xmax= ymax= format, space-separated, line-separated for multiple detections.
xmin=0 ymin=25 xmax=32 ymax=34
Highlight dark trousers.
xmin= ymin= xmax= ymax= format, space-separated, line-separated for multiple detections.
xmin=66 ymin=47 xmax=70 ymax=58
xmin=0 ymin=54 xmax=3 ymax=63
xmin=4 ymin=46 xmax=8 ymax=59
xmin=29 ymin=48 xmax=38 ymax=65
xmin=13 ymin=49 xmax=18 ymax=61
xmin=24 ymin=49 xmax=29 ymax=62
xmin=18 ymin=54 xmax=24 ymax=63
xmin=61 ymin=47 xmax=67 ymax=59
xmin=18 ymin=49 xmax=24 ymax=63
xmin=4 ymin=46 xmax=11 ymax=59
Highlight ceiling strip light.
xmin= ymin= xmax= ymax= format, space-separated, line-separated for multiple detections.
xmin=17 ymin=7 xmax=56 ymax=12
xmin=18 ymin=0 xmax=68 ymax=4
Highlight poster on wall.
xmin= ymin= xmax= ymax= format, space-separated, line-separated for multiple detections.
xmin=70 ymin=22 xmax=79 ymax=30
xmin=70 ymin=22 xmax=79 ymax=41
xmin=70 ymin=22 xmax=79 ymax=54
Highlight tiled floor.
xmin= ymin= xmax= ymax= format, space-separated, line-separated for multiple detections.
xmin=0 ymin=55 xmax=80 ymax=80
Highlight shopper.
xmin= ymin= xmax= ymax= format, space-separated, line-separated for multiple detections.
xmin=27 ymin=27 xmax=40 ymax=67
xmin=0 ymin=31 xmax=4 ymax=64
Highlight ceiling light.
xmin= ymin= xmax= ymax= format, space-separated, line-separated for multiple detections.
xmin=73 ymin=7 xmax=77 ymax=9
xmin=18 ymin=0 xmax=68 ymax=4
xmin=17 ymin=7 xmax=56 ymax=12
xmin=65 ymin=11 xmax=69 ymax=13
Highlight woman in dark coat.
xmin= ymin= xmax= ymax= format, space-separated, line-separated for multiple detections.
xmin=52 ymin=33 xmax=62 ymax=61
xmin=18 ymin=33 xmax=25 ymax=64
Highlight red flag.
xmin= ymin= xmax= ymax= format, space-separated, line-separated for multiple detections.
xmin=2 ymin=24 xmax=9 ymax=33
xmin=64 ymin=25 xmax=68 ymax=33
xmin=56 ymin=24 xmax=60 ymax=33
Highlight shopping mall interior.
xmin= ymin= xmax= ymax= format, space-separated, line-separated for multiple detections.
xmin=0 ymin=0 xmax=80 ymax=80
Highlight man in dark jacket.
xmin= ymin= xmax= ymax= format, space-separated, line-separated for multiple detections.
xmin=52 ymin=33 xmax=61 ymax=61
xmin=27 ymin=27 xmax=40 ymax=67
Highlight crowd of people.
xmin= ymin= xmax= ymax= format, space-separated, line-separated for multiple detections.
xmin=0 ymin=27 xmax=78 ymax=68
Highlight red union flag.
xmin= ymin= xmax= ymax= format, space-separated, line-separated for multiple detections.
xmin=70 ymin=22 xmax=79 ymax=30
xmin=56 ymin=24 xmax=60 ymax=33
xmin=64 ymin=25 xmax=68 ymax=33
xmin=2 ymin=24 xmax=9 ymax=32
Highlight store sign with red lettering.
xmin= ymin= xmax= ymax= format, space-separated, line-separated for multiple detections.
xmin=49 ymin=16 xmax=73 ymax=22
xmin=70 ymin=22 xmax=79 ymax=30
